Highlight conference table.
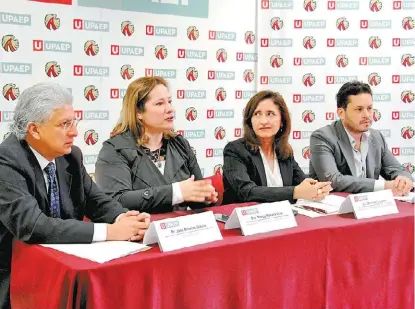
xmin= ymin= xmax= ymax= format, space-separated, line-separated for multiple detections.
xmin=11 ymin=197 xmax=414 ymax=309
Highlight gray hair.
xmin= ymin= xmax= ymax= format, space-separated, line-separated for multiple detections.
xmin=10 ymin=82 xmax=73 ymax=140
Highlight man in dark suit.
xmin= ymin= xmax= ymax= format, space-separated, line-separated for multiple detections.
xmin=0 ymin=83 xmax=150 ymax=309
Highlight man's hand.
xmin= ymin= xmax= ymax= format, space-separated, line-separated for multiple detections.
xmin=107 ymin=212 xmax=151 ymax=241
xmin=385 ymin=176 xmax=413 ymax=196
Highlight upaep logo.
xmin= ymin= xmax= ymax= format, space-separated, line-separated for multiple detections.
xmin=73 ymin=19 xmax=109 ymax=32
xmin=401 ymin=90 xmax=414 ymax=103
xmin=368 ymin=73 xmax=382 ymax=86
xmin=303 ymin=36 xmax=316 ymax=49
xmin=302 ymin=110 xmax=315 ymax=123
xmin=185 ymin=107 xmax=197 ymax=121
xmin=187 ymin=26 xmax=199 ymax=40
xmin=2 ymin=83 xmax=19 ymax=101
xmin=84 ymin=40 xmax=99 ymax=56
xmin=84 ymin=85 xmax=99 ymax=101
xmin=45 ymin=14 xmax=60 ymax=30
xmin=155 ymin=45 xmax=168 ymax=60
xmin=84 ymin=129 xmax=99 ymax=145
xmin=302 ymin=146 xmax=311 ymax=159
xmin=214 ymin=126 xmax=226 ymax=140
xmin=186 ymin=67 xmax=198 ymax=81
xmin=401 ymin=54 xmax=415 ymax=67
xmin=244 ymin=31 xmax=255 ymax=44
xmin=45 ymin=61 xmax=61 ymax=78
xmin=270 ymin=55 xmax=283 ymax=68
xmin=215 ymin=88 xmax=226 ymax=101
xmin=336 ymin=17 xmax=349 ymax=30
xmin=2 ymin=35 xmax=19 ymax=52
xmin=120 ymin=64 xmax=135 ymax=80
xmin=401 ymin=126 xmax=414 ymax=139
xmin=121 ymin=21 xmax=134 ymax=36
xmin=302 ymin=73 xmax=316 ymax=86
xmin=270 ymin=17 xmax=283 ymax=30
xmin=304 ymin=0 xmax=317 ymax=11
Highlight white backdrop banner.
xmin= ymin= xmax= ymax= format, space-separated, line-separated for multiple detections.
xmin=0 ymin=0 xmax=414 ymax=179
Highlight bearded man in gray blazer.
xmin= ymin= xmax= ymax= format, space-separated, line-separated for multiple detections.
xmin=309 ymin=81 xmax=413 ymax=194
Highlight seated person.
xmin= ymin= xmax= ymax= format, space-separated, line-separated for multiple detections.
xmin=0 ymin=83 xmax=150 ymax=309
xmin=223 ymin=90 xmax=332 ymax=204
xmin=95 ymin=76 xmax=217 ymax=213
xmin=309 ymin=81 xmax=413 ymax=194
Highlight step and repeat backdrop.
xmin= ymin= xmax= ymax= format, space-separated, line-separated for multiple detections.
xmin=0 ymin=0 xmax=414 ymax=178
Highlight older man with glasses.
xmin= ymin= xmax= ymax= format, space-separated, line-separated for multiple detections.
xmin=0 ymin=82 xmax=150 ymax=309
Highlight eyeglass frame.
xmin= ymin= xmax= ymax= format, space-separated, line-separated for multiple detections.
xmin=57 ymin=118 xmax=81 ymax=132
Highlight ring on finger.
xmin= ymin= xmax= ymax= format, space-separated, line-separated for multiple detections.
xmin=317 ymin=189 xmax=322 ymax=195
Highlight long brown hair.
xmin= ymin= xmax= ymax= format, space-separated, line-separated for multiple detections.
xmin=111 ymin=76 xmax=176 ymax=144
xmin=243 ymin=90 xmax=293 ymax=159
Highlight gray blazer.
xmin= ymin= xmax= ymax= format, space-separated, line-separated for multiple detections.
xmin=0 ymin=134 xmax=126 ymax=309
xmin=309 ymin=120 xmax=412 ymax=193
xmin=95 ymin=131 xmax=207 ymax=213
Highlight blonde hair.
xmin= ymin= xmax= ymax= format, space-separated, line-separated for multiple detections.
xmin=111 ymin=76 xmax=176 ymax=144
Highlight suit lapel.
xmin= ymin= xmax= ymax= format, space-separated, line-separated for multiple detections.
xmin=335 ymin=121 xmax=357 ymax=177
xmin=251 ymin=151 xmax=267 ymax=186
xmin=277 ymin=158 xmax=292 ymax=186
xmin=25 ymin=145 xmax=48 ymax=207
xmin=164 ymin=142 xmax=185 ymax=183
xmin=366 ymin=134 xmax=376 ymax=178
xmin=32 ymin=164 xmax=48 ymax=206
xmin=55 ymin=157 xmax=74 ymax=218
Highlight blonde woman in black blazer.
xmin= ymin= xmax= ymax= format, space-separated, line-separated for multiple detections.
xmin=96 ymin=77 xmax=217 ymax=213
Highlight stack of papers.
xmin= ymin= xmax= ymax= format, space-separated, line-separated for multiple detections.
xmin=293 ymin=195 xmax=346 ymax=217
xmin=41 ymin=241 xmax=151 ymax=263
xmin=394 ymin=192 xmax=415 ymax=203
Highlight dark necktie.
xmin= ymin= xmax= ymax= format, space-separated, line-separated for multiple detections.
xmin=44 ymin=162 xmax=61 ymax=218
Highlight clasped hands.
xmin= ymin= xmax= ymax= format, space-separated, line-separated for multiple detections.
xmin=294 ymin=178 xmax=333 ymax=201
xmin=107 ymin=211 xmax=151 ymax=242
xmin=385 ymin=176 xmax=413 ymax=196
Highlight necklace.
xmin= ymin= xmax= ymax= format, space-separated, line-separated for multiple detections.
xmin=142 ymin=141 xmax=166 ymax=168
xmin=155 ymin=148 xmax=162 ymax=168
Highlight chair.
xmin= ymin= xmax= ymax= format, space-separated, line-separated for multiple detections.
xmin=204 ymin=173 xmax=224 ymax=206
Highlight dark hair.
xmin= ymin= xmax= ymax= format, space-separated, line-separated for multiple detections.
xmin=336 ymin=81 xmax=372 ymax=109
xmin=243 ymin=90 xmax=292 ymax=159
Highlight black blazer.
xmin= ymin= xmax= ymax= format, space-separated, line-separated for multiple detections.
xmin=0 ymin=134 xmax=127 ymax=309
xmin=95 ymin=131 xmax=207 ymax=213
xmin=223 ymin=138 xmax=306 ymax=205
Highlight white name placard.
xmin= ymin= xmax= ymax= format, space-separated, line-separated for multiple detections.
xmin=339 ymin=189 xmax=399 ymax=219
xmin=143 ymin=211 xmax=222 ymax=252
xmin=225 ymin=201 xmax=297 ymax=236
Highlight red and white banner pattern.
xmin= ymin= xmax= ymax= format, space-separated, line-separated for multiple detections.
xmin=258 ymin=0 xmax=414 ymax=176
xmin=0 ymin=0 xmax=414 ymax=178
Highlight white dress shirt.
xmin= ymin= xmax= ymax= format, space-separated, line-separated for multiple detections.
xmin=259 ymin=148 xmax=284 ymax=188
xmin=343 ymin=128 xmax=385 ymax=191
xmin=29 ymin=146 xmax=107 ymax=242
xmin=152 ymin=160 xmax=184 ymax=205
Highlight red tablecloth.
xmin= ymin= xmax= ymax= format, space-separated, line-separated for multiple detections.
xmin=11 ymin=200 xmax=414 ymax=309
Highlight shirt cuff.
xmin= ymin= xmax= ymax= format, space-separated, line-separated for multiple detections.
xmin=374 ymin=179 xmax=385 ymax=191
xmin=92 ymin=223 xmax=108 ymax=242
xmin=172 ymin=182 xmax=184 ymax=205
